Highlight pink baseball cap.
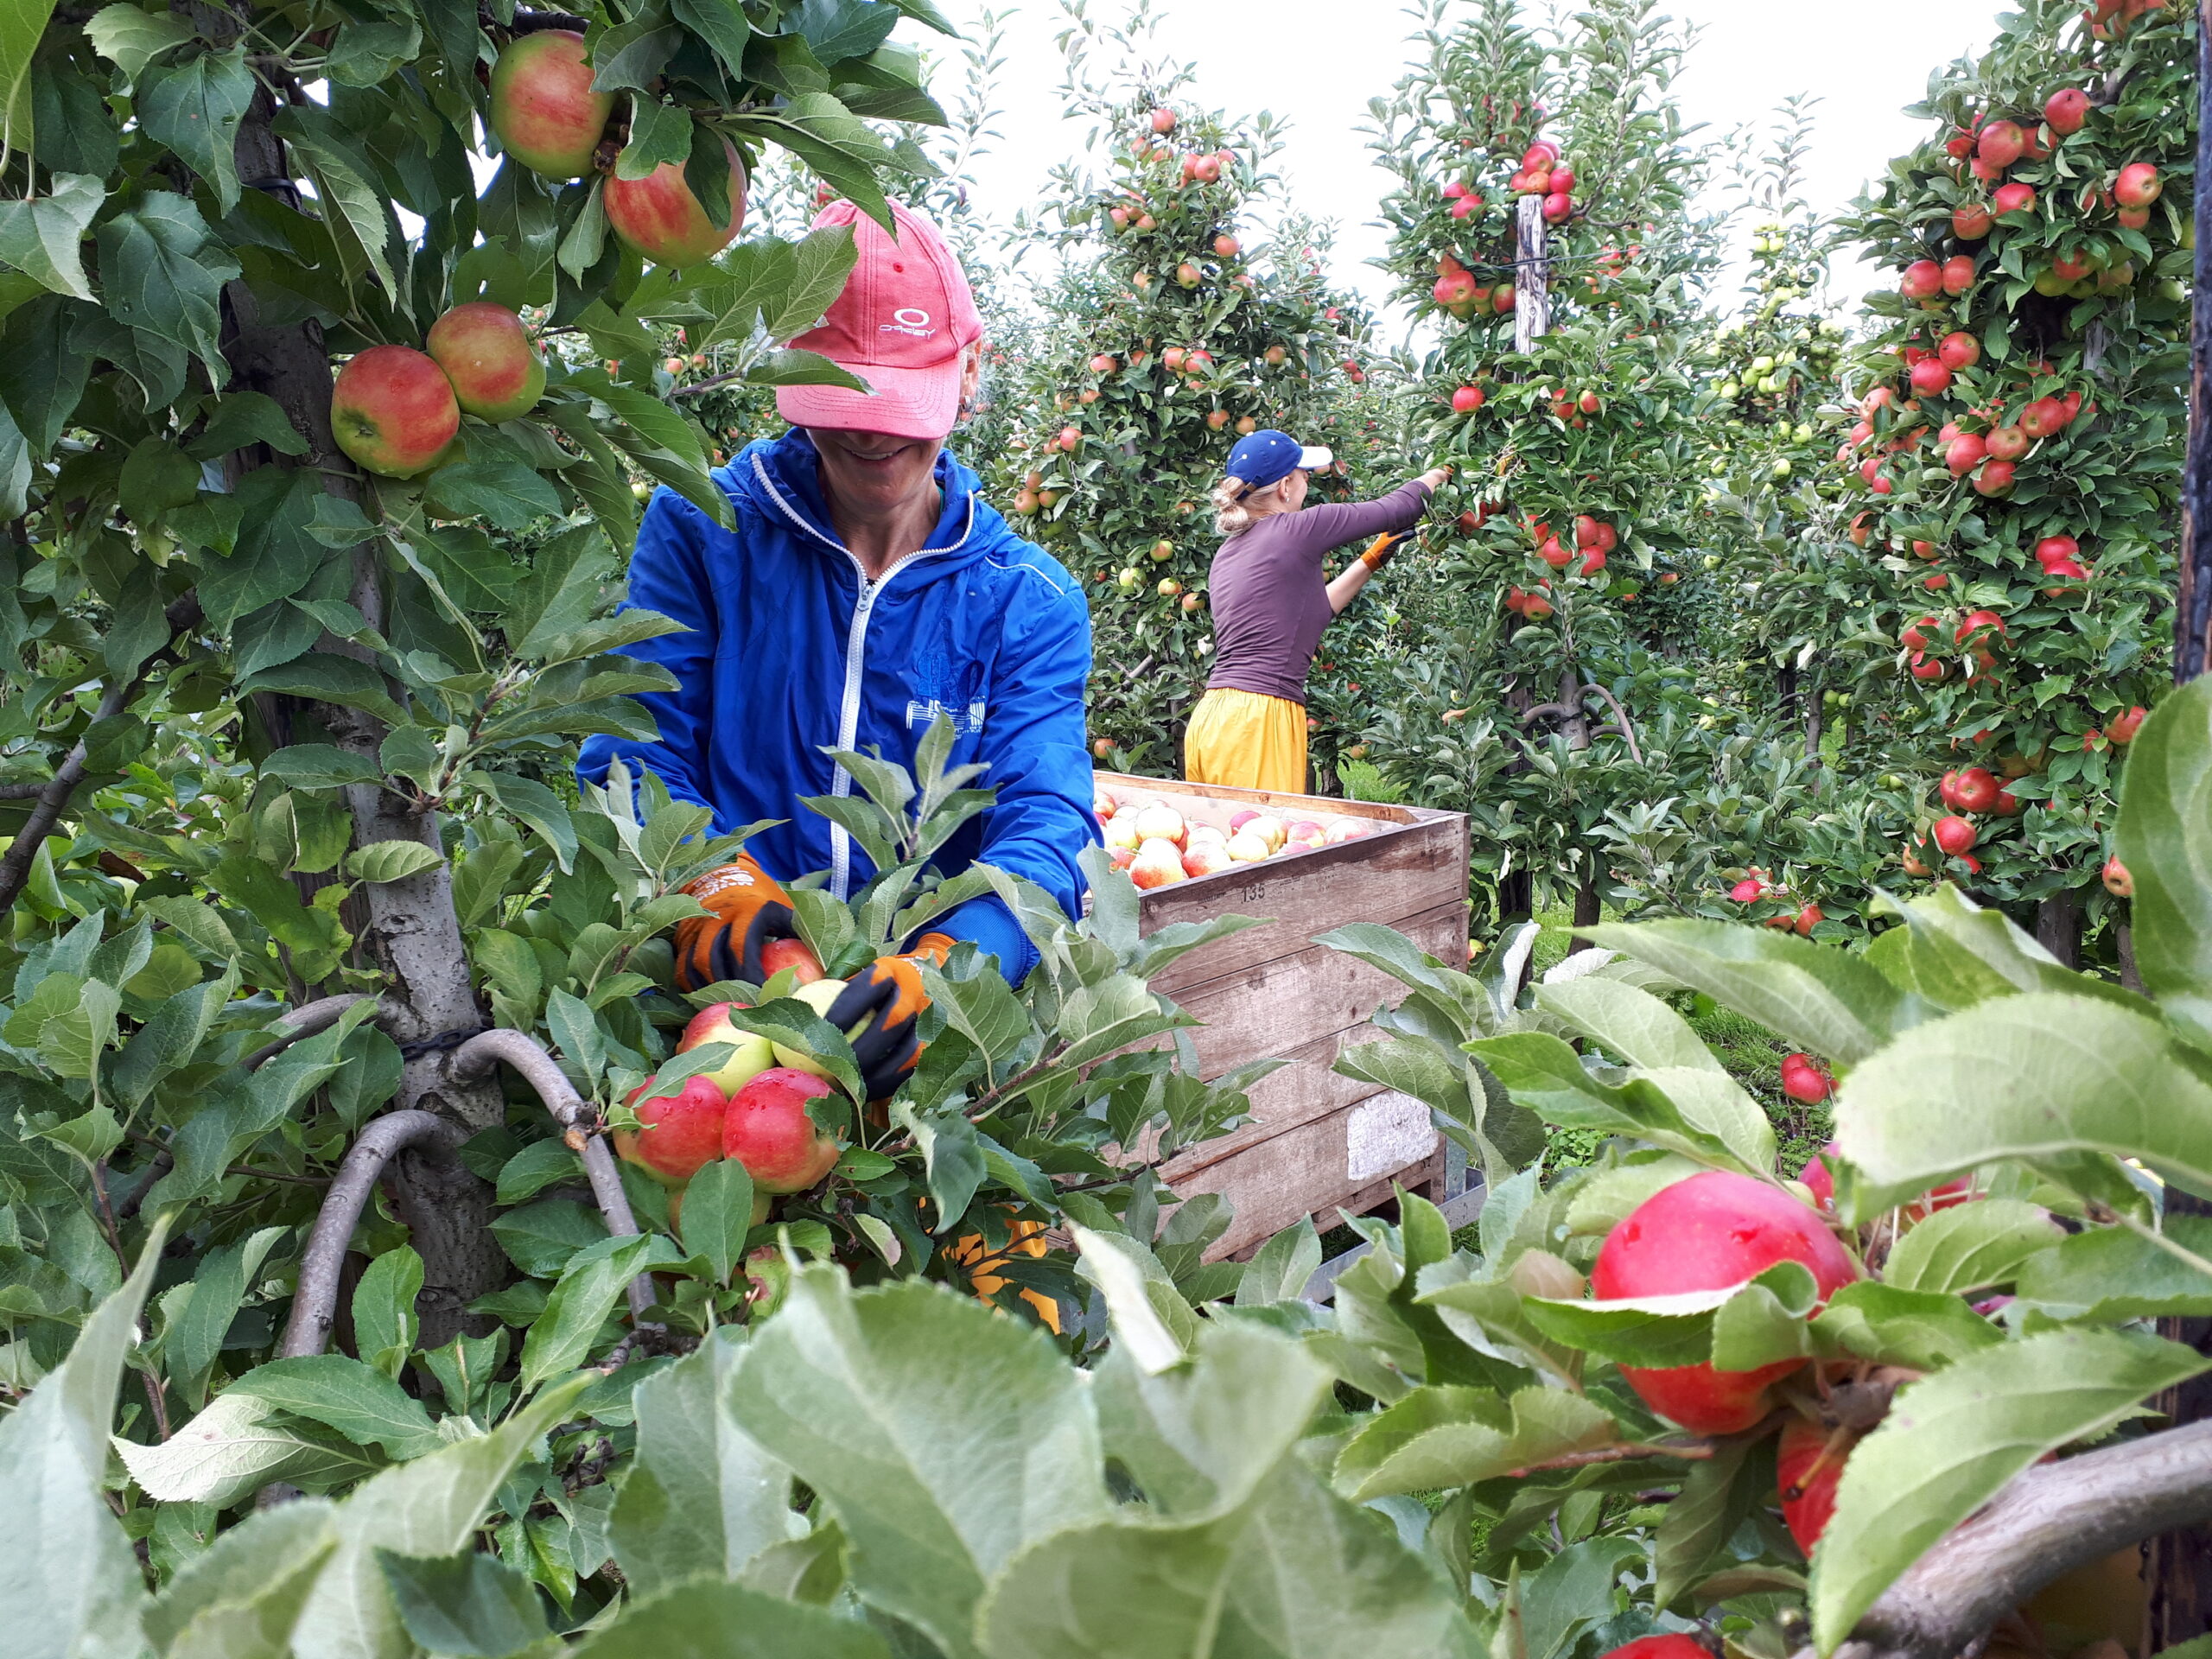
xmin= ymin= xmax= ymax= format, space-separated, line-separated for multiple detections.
xmin=775 ymin=199 xmax=984 ymax=442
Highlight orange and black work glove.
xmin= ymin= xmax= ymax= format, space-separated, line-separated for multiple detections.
xmin=825 ymin=932 xmax=954 ymax=1099
xmin=1358 ymin=531 xmax=1408 ymax=572
xmin=672 ymin=855 xmax=797 ymax=991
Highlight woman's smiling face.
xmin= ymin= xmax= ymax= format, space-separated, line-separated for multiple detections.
xmin=808 ymin=427 xmax=946 ymax=518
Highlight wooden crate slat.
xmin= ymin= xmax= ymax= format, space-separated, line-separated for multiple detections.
xmin=1171 ymin=1090 xmax=1446 ymax=1261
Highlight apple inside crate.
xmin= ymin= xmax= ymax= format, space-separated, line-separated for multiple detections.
xmin=1094 ymin=772 xmax=1470 ymax=1261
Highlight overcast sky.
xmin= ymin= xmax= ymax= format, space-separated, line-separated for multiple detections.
xmin=923 ymin=0 xmax=2010 ymax=335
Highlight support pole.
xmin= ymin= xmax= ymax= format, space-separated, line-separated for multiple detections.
xmin=1514 ymin=195 xmax=1551 ymax=353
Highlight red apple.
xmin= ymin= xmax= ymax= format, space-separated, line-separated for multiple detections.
xmin=1778 ymin=1417 xmax=1853 ymax=1554
xmin=605 ymin=136 xmax=748 ymax=267
xmin=1977 ymin=118 xmax=2025 ymax=168
xmin=1591 ymin=1171 xmax=1859 ymax=1434
xmin=1150 ymin=107 xmax=1176 ymax=134
xmin=1910 ymin=359 xmax=1952 ymax=396
xmin=1953 ymin=202 xmax=1993 ymax=239
xmin=1951 ymin=766 xmax=2000 ymax=812
xmin=1993 ymin=181 xmax=2037 ymax=217
xmin=1599 ymin=1640 xmax=1711 ymax=1659
xmin=616 ymin=1072 xmax=732 ymax=1185
xmin=1946 ymin=434 xmax=1987 ymax=475
xmin=1780 ymin=1053 xmax=1834 ymax=1105
xmin=2044 ymin=87 xmax=2089 ymax=136
xmin=1898 ymin=259 xmax=1944 ymax=301
xmin=1937 ymin=330 xmax=1980 ymax=371
xmin=331 ymin=345 xmax=460 ymax=478
xmin=488 ymin=30 xmax=613 ymax=181
xmin=1933 ymin=815 xmax=1977 ymax=855
xmin=2107 ymin=704 xmax=2146 ymax=744
xmin=722 ymin=1066 xmax=841 ymax=1192
xmin=758 ymin=938 xmax=824 ymax=986
xmin=1213 ymin=233 xmax=1240 ymax=257
xmin=1800 ymin=1142 xmax=1840 ymax=1208
xmin=676 ymin=1001 xmax=779 ymax=1096
xmin=424 ymin=302 xmax=546 ymax=423
xmin=1986 ymin=423 xmax=2029 ymax=461
xmin=1282 ymin=820 xmax=1326 ymax=849
xmin=1942 ymin=256 xmax=1976 ymax=296
xmin=1452 ymin=385 xmax=1485 ymax=413
xmin=2104 ymin=855 xmax=2134 ymax=897
xmin=2114 ymin=162 xmax=2162 ymax=208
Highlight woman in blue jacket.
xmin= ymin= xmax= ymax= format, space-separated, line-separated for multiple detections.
xmin=579 ymin=199 xmax=1096 ymax=1096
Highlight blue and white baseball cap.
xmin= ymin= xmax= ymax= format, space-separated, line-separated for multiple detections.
xmin=1225 ymin=429 xmax=1333 ymax=489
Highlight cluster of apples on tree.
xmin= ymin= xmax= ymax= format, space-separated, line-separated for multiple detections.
xmin=1093 ymin=787 xmax=1372 ymax=887
xmin=614 ymin=959 xmax=855 ymax=1230
xmin=1819 ymin=0 xmax=2191 ymax=940
xmin=325 ymin=29 xmax=747 ymax=480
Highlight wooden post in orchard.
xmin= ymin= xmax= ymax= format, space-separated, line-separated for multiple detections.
xmin=1513 ymin=194 xmax=1552 ymax=353
xmin=1513 ymin=194 xmax=1600 ymax=942
xmin=2145 ymin=2 xmax=2212 ymax=1637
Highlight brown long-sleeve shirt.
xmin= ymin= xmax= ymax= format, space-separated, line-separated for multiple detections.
xmin=1203 ymin=480 xmax=1432 ymax=704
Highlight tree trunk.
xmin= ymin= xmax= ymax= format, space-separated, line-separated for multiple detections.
xmin=2034 ymin=890 xmax=2082 ymax=970
xmin=2147 ymin=1 xmax=2212 ymax=1628
xmin=1567 ymin=874 xmax=1601 ymax=957
xmin=221 ymin=54 xmax=507 ymax=1347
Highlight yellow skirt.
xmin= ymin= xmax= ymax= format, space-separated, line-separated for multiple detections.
xmin=1184 ymin=687 xmax=1308 ymax=795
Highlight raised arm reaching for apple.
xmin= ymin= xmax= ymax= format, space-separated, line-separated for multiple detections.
xmin=1182 ymin=435 xmax=1451 ymax=793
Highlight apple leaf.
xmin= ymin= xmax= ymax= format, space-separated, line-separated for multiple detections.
xmin=1880 ymin=1198 xmax=2063 ymax=1295
xmin=1334 ymin=1384 xmax=1621 ymax=1501
xmin=1834 ymin=992 xmax=2212 ymax=1209
xmin=1580 ymin=919 xmax=1928 ymax=1065
xmin=2118 ymin=676 xmax=2212 ymax=1053
xmin=1811 ymin=1329 xmax=2212 ymax=1648
xmin=2014 ymin=1215 xmax=2212 ymax=1320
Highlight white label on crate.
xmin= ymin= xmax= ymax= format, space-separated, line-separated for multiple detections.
xmin=1346 ymin=1091 xmax=1436 ymax=1185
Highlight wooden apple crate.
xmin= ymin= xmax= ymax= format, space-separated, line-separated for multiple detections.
xmin=1099 ymin=772 xmax=1471 ymax=1260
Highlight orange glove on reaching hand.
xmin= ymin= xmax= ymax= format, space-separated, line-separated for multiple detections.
xmin=1358 ymin=531 xmax=1408 ymax=572
xmin=672 ymin=855 xmax=798 ymax=992
xmin=826 ymin=932 xmax=954 ymax=1099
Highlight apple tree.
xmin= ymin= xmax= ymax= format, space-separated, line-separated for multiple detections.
xmin=1358 ymin=0 xmax=1720 ymax=935
xmin=981 ymin=4 xmax=1387 ymax=780
xmin=0 ymin=0 xmax=1290 ymax=1602
xmin=1824 ymin=0 xmax=2194 ymax=970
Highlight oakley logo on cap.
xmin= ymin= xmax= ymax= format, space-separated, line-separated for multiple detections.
xmin=881 ymin=306 xmax=936 ymax=338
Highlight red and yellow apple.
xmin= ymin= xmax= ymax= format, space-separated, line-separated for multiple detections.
xmin=722 ymin=1066 xmax=842 ymax=1192
xmin=488 ymin=30 xmax=612 ymax=181
xmin=1130 ymin=802 xmax=1186 ymax=847
xmin=605 ymin=137 xmax=748 ymax=267
xmin=331 ymin=345 xmax=461 ymax=478
xmin=424 ymin=302 xmax=546 ymax=422
xmin=615 ymin=1072 xmax=731 ymax=1185
xmin=1128 ymin=836 xmax=1186 ymax=888
xmin=1224 ymin=831 xmax=1271 ymax=863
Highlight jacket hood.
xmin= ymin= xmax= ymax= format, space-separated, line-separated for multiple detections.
xmin=734 ymin=429 xmax=1009 ymax=576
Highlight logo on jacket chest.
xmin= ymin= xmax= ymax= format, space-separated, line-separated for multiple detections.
xmin=904 ymin=640 xmax=988 ymax=734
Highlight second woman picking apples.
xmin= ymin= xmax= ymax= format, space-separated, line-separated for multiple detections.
xmin=1184 ymin=429 xmax=1450 ymax=793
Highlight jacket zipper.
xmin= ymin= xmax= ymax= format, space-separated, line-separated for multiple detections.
xmin=749 ymin=453 xmax=977 ymax=899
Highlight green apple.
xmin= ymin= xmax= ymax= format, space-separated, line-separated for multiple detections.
xmin=675 ymin=1001 xmax=777 ymax=1096
xmin=771 ymin=978 xmax=853 ymax=1076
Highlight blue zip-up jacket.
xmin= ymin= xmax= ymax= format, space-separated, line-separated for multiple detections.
xmin=577 ymin=429 xmax=1097 ymax=985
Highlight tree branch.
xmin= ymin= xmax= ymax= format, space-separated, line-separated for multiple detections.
xmin=1580 ymin=680 xmax=1643 ymax=765
xmin=244 ymin=994 xmax=373 ymax=1070
xmin=1809 ymin=1421 xmax=2212 ymax=1659
xmin=448 ymin=1028 xmax=655 ymax=1323
xmin=0 ymin=593 xmax=202 ymax=913
xmin=0 ymin=677 xmax=133 ymax=912
xmin=278 ymin=1110 xmax=462 ymax=1358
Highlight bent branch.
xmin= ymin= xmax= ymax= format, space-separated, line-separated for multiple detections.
xmin=1814 ymin=1420 xmax=2212 ymax=1659
xmin=279 ymin=1110 xmax=462 ymax=1357
xmin=245 ymin=994 xmax=373 ymax=1070
xmin=449 ymin=1027 xmax=653 ymax=1322
xmin=0 ymin=677 xmax=134 ymax=912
